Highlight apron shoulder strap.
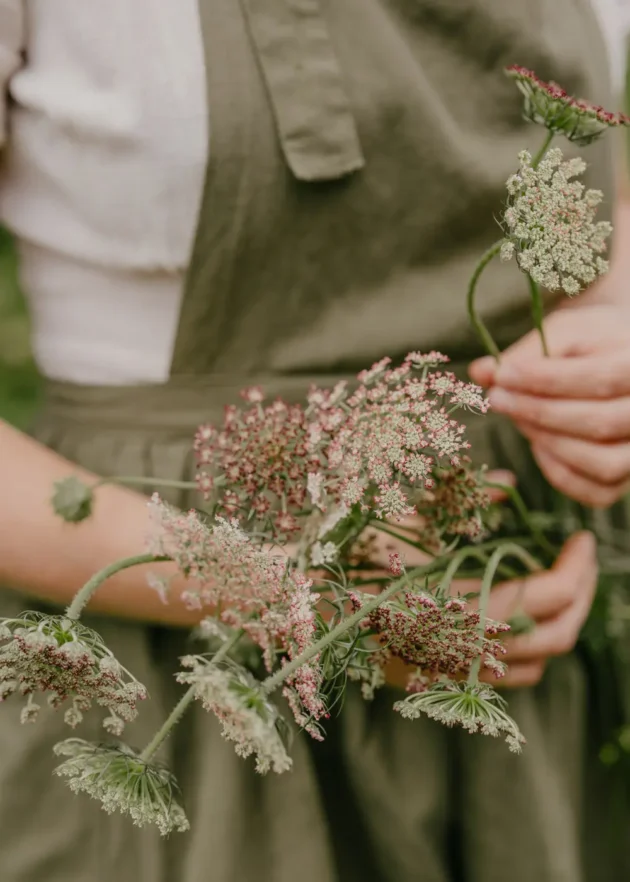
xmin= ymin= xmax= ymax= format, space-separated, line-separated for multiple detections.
xmin=240 ymin=0 xmax=365 ymax=181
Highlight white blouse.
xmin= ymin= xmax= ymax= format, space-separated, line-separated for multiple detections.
xmin=0 ymin=0 xmax=627 ymax=384
xmin=0 ymin=0 xmax=207 ymax=383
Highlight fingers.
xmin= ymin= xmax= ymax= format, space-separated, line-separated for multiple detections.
xmin=519 ymin=424 xmax=630 ymax=486
xmin=481 ymin=661 xmax=546 ymax=689
xmin=484 ymin=468 xmax=517 ymax=503
xmin=532 ymin=444 xmax=627 ymax=508
xmin=502 ymin=566 xmax=596 ymax=663
xmin=488 ymin=386 xmax=630 ymax=442
xmin=491 ymin=354 xmax=630 ymax=400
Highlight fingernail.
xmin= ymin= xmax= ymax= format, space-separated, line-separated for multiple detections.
xmin=488 ymin=388 xmax=514 ymax=413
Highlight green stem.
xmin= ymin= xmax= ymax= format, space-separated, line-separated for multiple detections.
xmin=483 ymin=479 xmax=557 ymax=560
xmin=261 ymin=560 xmax=446 ymax=695
xmin=65 ymin=553 xmax=172 ymax=621
xmin=527 ymin=275 xmax=549 ymax=357
xmin=531 ymin=130 xmax=555 ymax=169
xmin=140 ymin=630 xmax=244 ymax=762
xmin=437 ymin=546 xmax=493 ymax=599
xmin=467 ymin=240 xmax=504 ymax=361
xmin=467 ymin=543 xmax=541 ymax=685
xmin=94 ymin=476 xmax=198 ymax=492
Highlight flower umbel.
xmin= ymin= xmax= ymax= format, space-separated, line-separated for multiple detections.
xmin=394 ymin=680 xmax=526 ymax=752
xmin=0 ymin=613 xmax=147 ymax=732
xmin=505 ymin=65 xmax=630 ymax=145
xmin=177 ymin=658 xmax=292 ymax=774
xmin=53 ymin=739 xmax=189 ymax=835
xmin=501 ymin=148 xmax=612 ymax=296
xmin=350 ymin=590 xmax=509 ymax=680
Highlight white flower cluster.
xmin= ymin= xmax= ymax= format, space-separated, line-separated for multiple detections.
xmin=500 ymin=148 xmax=612 ymax=295
xmin=53 ymin=739 xmax=190 ymax=835
xmin=394 ymin=680 xmax=525 ymax=753
xmin=0 ymin=613 xmax=147 ymax=733
xmin=177 ymin=658 xmax=292 ymax=774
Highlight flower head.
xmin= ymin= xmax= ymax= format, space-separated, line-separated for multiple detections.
xmin=0 ymin=613 xmax=146 ymax=732
xmin=501 ymin=147 xmax=612 ymax=295
xmin=350 ymin=591 xmax=509 ymax=680
xmin=178 ymin=659 xmax=292 ymax=774
xmin=53 ymin=739 xmax=189 ymax=835
xmin=194 ymin=397 xmax=316 ymax=538
xmin=51 ymin=476 xmax=94 ymax=524
xmin=394 ymin=680 xmax=526 ymax=752
xmin=505 ymin=65 xmax=630 ymax=145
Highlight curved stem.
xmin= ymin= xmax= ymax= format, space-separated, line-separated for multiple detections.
xmin=65 ymin=553 xmax=172 ymax=621
xmin=531 ymin=130 xmax=555 ymax=169
xmin=140 ymin=629 xmax=244 ymax=762
xmin=467 ymin=543 xmax=541 ymax=685
xmin=527 ymin=275 xmax=549 ymax=357
xmin=483 ymin=479 xmax=557 ymax=560
xmin=94 ymin=476 xmax=198 ymax=492
xmin=467 ymin=240 xmax=504 ymax=361
xmin=261 ymin=561 xmax=445 ymax=695
xmin=437 ymin=546 xmax=491 ymax=599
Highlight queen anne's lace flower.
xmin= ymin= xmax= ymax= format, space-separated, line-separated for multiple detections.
xmin=194 ymin=354 xmax=490 ymax=540
xmin=394 ymin=680 xmax=526 ymax=752
xmin=505 ymin=65 xmax=630 ymax=145
xmin=53 ymin=739 xmax=189 ymax=835
xmin=178 ymin=659 xmax=292 ymax=773
xmin=350 ymin=591 xmax=509 ymax=680
xmin=501 ymin=148 xmax=612 ymax=296
xmin=0 ymin=613 xmax=146 ymax=732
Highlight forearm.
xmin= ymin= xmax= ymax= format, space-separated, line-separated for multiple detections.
xmin=0 ymin=419 xmax=200 ymax=626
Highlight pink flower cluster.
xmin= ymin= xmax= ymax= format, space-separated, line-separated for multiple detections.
xmin=505 ymin=65 xmax=630 ymax=145
xmin=0 ymin=614 xmax=147 ymax=733
xmin=149 ymin=497 xmax=327 ymax=735
xmin=349 ymin=590 xmax=509 ymax=681
xmin=194 ymin=353 xmax=489 ymax=535
xmin=194 ymin=393 xmax=317 ymax=538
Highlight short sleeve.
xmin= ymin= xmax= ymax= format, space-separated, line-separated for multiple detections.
xmin=0 ymin=0 xmax=24 ymax=146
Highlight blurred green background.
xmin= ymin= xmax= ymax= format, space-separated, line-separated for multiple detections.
xmin=0 ymin=227 xmax=40 ymax=428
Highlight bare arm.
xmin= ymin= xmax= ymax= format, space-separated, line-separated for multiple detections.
xmin=0 ymin=419 xmax=200 ymax=626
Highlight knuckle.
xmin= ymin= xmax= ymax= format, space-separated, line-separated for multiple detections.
xmin=598 ymin=457 xmax=626 ymax=485
xmin=592 ymin=419 xmax=616 ymax=442
xmin=598 ymin=366 xmax=622 ymax=400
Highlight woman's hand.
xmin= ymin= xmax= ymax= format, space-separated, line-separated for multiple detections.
xmin=470 ymin=304 xmax=630 ymax=508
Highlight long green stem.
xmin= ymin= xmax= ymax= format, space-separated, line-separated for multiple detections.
xmin=94 ymin=476 xmax=198 ymax=492
xmin=467 ymin=543 xmax=540 ymax=685
xmin=261 ymin=560 xmax=443 ymax=695
xmin=140 ymin=630 xmax=244 ymax=762
xmin=483 ymin=479 xmax=557 ymax=560
xmin=531 ymin=130 xmax=555 ymax=169
xmin=527 ymin=275 xmax=549 ymax=357
xmin=467 ymin=240 xmax=504 ymax=361
xmin=65 ymin=553 xmax=172 ymax=621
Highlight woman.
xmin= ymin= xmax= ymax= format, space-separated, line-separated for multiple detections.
xmin=0 ymin=1 xmax=628 ymax=880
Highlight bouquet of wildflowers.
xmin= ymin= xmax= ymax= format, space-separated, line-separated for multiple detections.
xmin=1 ymin=68 xmax=627 ymax=836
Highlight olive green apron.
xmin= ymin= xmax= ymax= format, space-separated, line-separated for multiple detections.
xmin=0 ymin=1 xmax=628 ymax=880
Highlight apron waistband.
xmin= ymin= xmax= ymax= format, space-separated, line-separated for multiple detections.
xmin=37 ymin=362 xmax=482 ymax=433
